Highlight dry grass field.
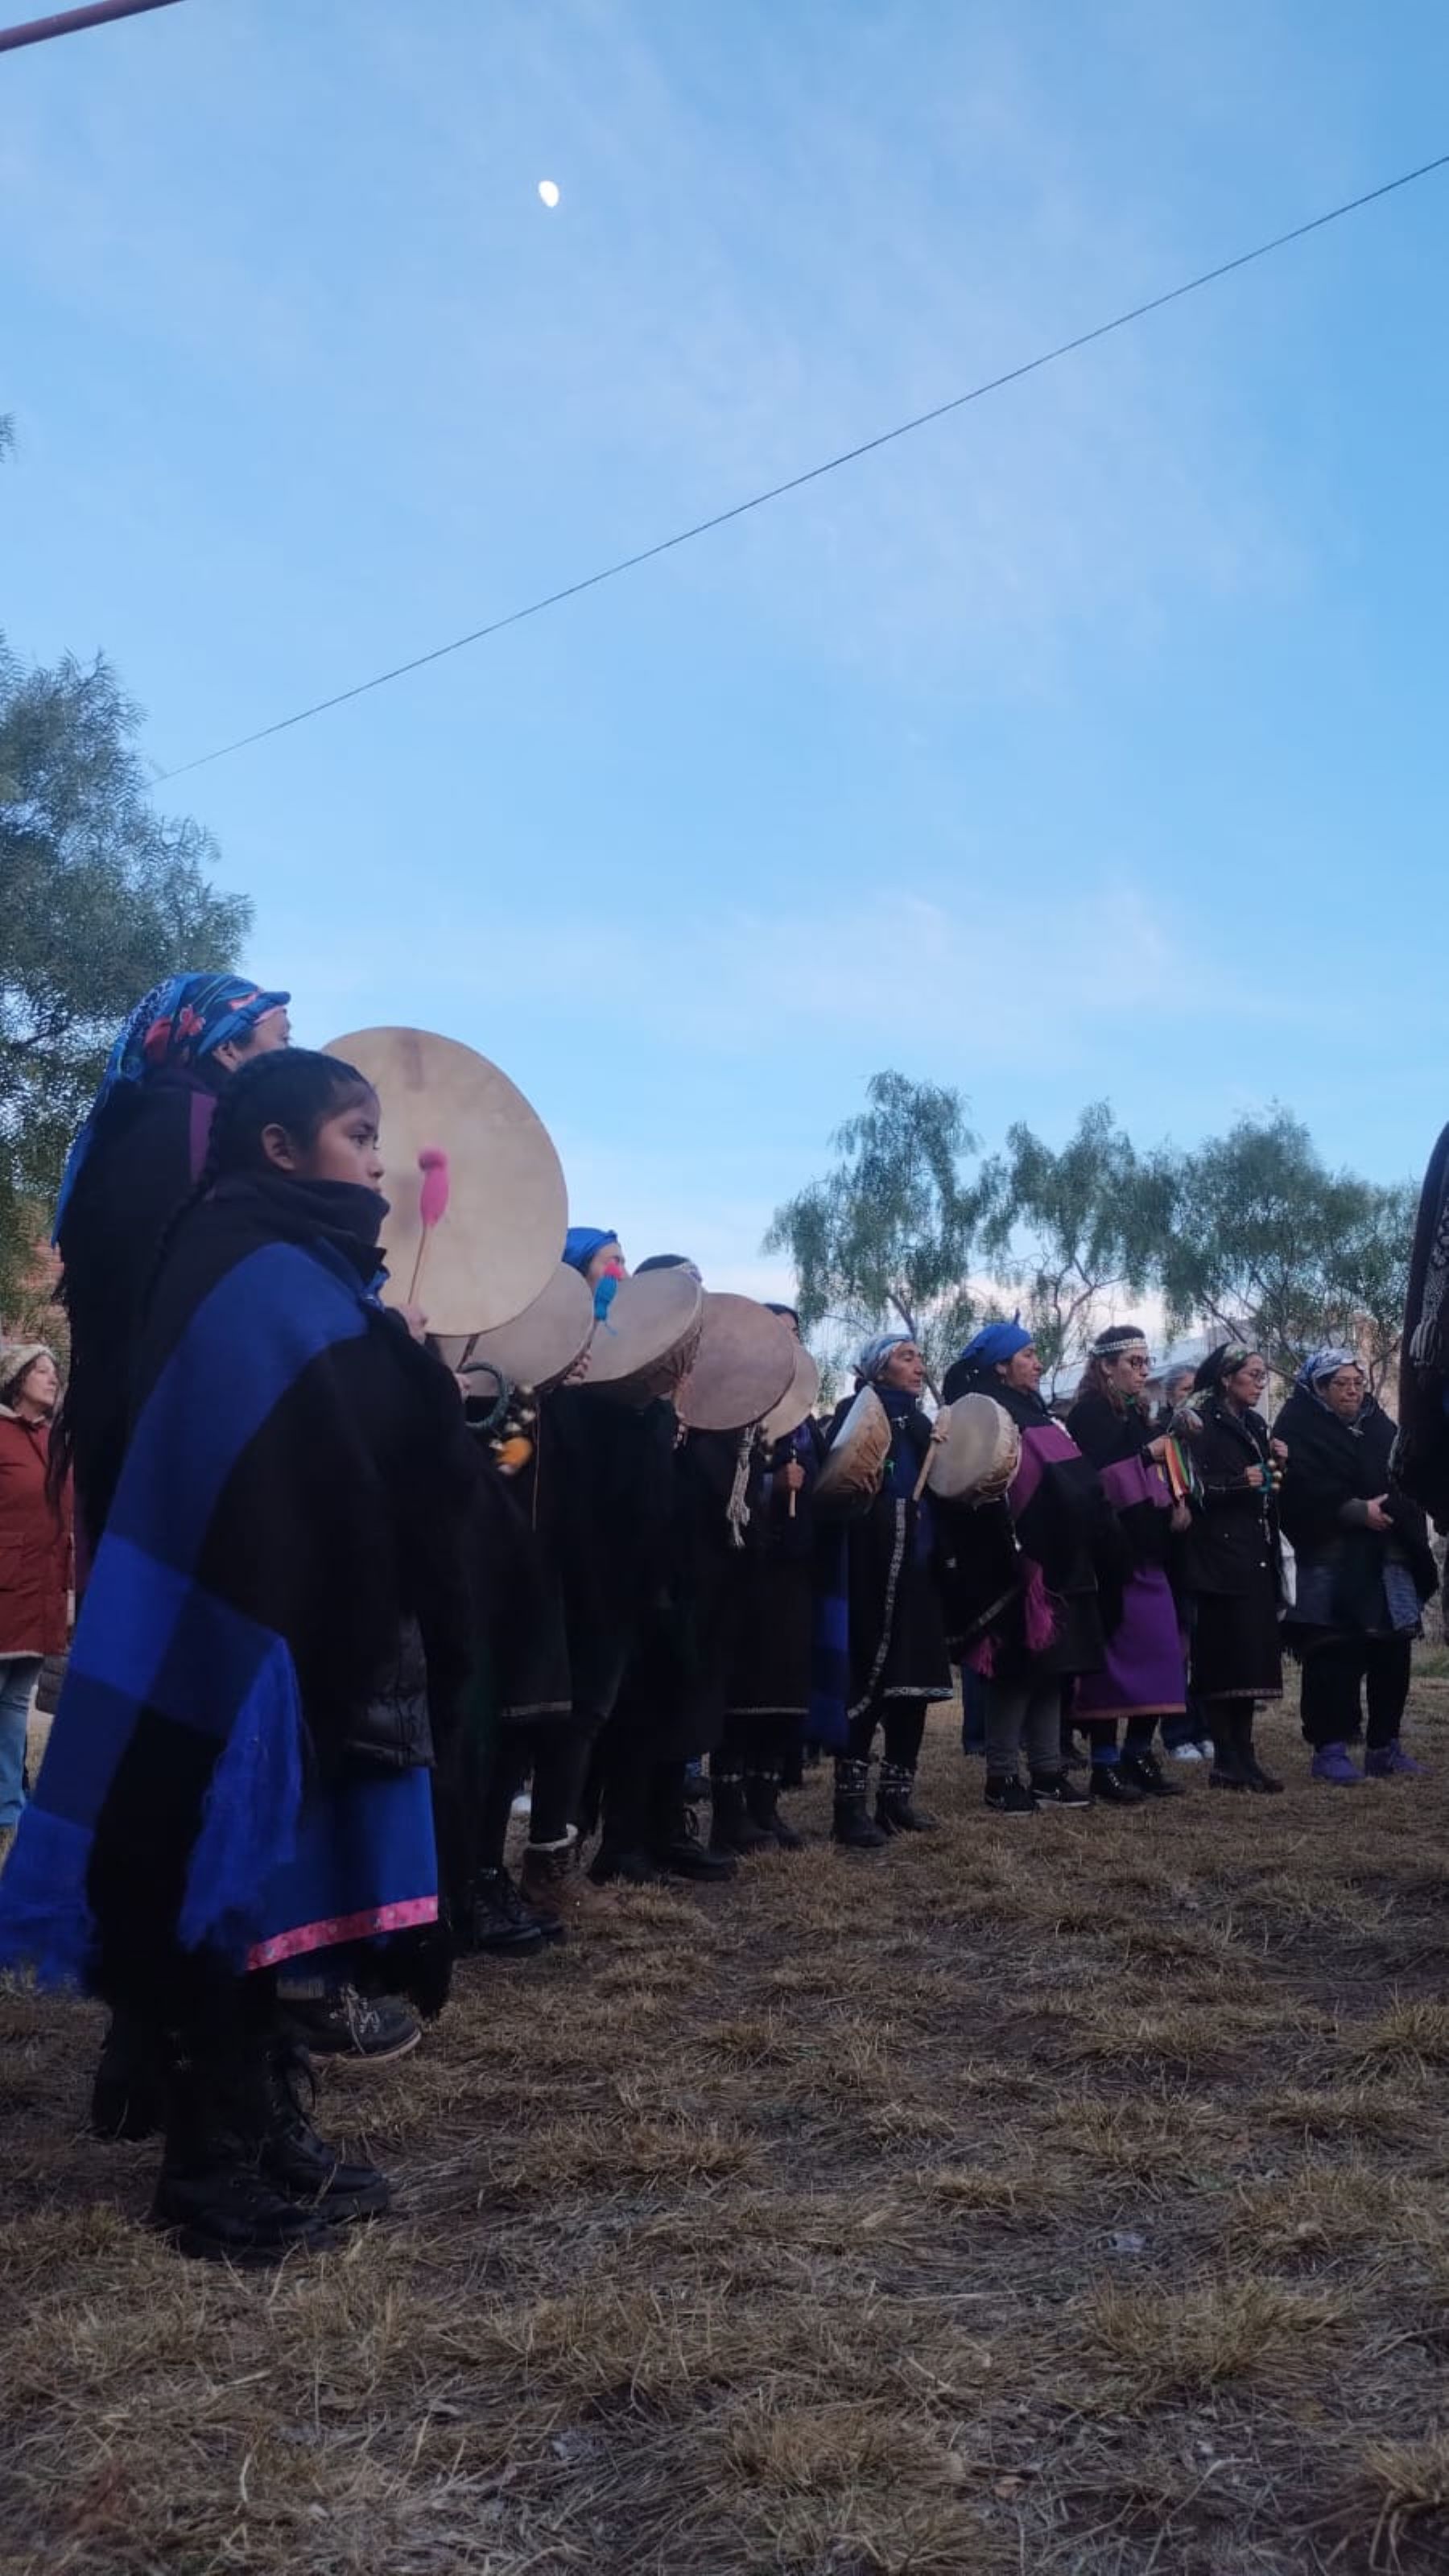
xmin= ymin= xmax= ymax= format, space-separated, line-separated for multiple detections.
xmin=9 ymin=1682 xmax=1449 ymax=2576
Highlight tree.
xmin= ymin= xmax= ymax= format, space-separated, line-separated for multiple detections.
xmin=1 ymin=642 xmax=252 ymax=1324
xmin=976 ymin=1102 xmax=1175 ymax=1393
xmin=763 ymin=1071 xmax=982 ymax=1393
xmin=1154 ymin=1109 xmax=1410 ymax=1389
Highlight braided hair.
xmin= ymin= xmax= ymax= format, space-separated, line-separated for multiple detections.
xmin=146 ymin=1049 xmax=375 ymax=1311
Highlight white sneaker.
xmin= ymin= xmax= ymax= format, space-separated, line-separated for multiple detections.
xmin=1170 ymin=1743 xmax=1205 ymax=1761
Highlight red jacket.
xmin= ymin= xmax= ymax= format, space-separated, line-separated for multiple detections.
xmin=0 ymin=1414 xmax=72 ymax=1657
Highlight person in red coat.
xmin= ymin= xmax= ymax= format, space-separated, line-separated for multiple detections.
xmin=0 ymin=1343 xmax=71 ymax=1853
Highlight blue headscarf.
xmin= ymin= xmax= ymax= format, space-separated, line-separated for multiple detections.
xmin=954 ymin=1317 xmax=1032 ymax=1373
xmin=563 ymin=1226 xmax=618 ymax=1274
xmin=1296 ymin=1347 xmax=1359 ymax=1396
xmin=54 ymin=972 xmax=290 ymax=1235
xmin=857 ymin=1331 xmax=914 ymax=1383
xmin=564 ymin=1226 xmax=623 ymax=1323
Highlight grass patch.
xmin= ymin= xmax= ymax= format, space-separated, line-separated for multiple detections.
xmin=8 ymin=1684 xmax=1449 ymax=2574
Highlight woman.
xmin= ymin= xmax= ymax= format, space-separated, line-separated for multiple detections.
xmin=716 ymin=1304 xmax=827 ymax=1852
xmin=1066 ymin=1326 xmax=1188 ymax=1801
xmin=1277 ymin=1350 xmax=1435 ymax=1785
xmin=1175 ymin=1345 xmax=1286 ymax=1793
xmin=0 ymin=1049 xmax=477 ymax=2263
xmin=586 ymin=1254 xmax=740 ymax=1885
xmin=815 ymin=1332 xmax=953 ymax=1849
xmin=1150 ymin=1366 xmax=1215 ymax=1761
xmin=940 ymin=1322 xmax=1122 ymax=1814
xmin=0 ymin=1344 xmax=71 ymax=1860
xmin=53 ymin=972 xmax=291 ymax=1554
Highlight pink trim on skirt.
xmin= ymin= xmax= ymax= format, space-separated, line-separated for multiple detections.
xmin=246 ymin=1893 xmax=438 ymax=1972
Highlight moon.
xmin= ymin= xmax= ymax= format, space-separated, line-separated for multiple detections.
xmin=538 ymin=180 xmax=560 ymax=209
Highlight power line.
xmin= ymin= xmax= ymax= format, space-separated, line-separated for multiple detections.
xmin=159 ymin=147 xmax=1449 ymax=782
xmin=0 ymin=0 xmax=181 ymax=57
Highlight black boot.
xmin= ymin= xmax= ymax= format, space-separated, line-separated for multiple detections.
xmin=1209 ymin=1707 xmax=1251 ymax=1792
xmin=151 ymin=2041 xmax=349 ymax=2264
xmin=875 ymin=1761 xmax=938 ymax=1833
xmin=1089 ymin=1761 xmax=1144 ymax=1807
xmin=1121 ymin=1748 xmax=1187 ymax=1800
xmin=588 ymin=1841 xmax=665 ymax=1886
xmin=257 ymin=2033 xmax=392 ymax=2220
xmin=91 ymin=2008 xmax=173 ymax=2143
xmin=465 ymin=1864 xmax=550 ymax=1955
xmin=648 ymin=1800 xmax=737 ymax=1880
xmin=1239 ymin=1711 xmax=1284 ymax=1794
xmin=709 ymin=1765 xmax=775 ymax=1857
xmin=746 ymin=1767 xmax=803 ymax=1850
xmin=832 ymin=1757 xmax=890 ymax=1850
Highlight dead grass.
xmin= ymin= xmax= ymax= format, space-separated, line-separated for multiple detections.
xmin=8 ymin=1682 xmax=1449 ymax=2573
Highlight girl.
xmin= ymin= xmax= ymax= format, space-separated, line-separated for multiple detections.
xmin=0 ymin=1050 xmax=476 ymax=2261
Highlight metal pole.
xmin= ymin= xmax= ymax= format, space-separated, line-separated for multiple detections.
xmin=0 ymin=0 xmax=181 ymax=56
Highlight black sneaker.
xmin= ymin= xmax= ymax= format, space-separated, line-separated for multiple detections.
xmin=283 ymin=1990 xmax=421 ymax=2064
xmin=1121 ymin=1751 xmax=1187 ymax=1800
xmin=985 ymin=1776 xmax=1038 ymax=1817
xmin=1089 ymin=1764 xmax=1144 ymax=1807
xmin=1030 ymin=1769 xmax=1090 ymax=1808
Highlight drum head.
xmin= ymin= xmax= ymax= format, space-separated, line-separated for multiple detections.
xmin=815 ymin=1384 xmax=892 ymax=1501
xmin=759 ymin=1344 xmax=820 ymax=1444
xmin=677 ymin=1295 xmax=797 ymax=1433
xmin=326 ymin=1026 xmax=566 ymax=1336
xmin=927 ymin=1393 xmax=1022 ymax=1501
xmin=433 ymin=1264 xmax=594 ymax=1393
xmin=584 ymin=1269 xmax=704 ymax=1393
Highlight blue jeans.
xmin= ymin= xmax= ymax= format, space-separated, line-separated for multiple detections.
xmin=0 ymin=1656 xmax=41 ymax=1829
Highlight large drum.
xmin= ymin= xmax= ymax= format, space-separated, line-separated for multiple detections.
xmin=923 ymin=1395 xmax=1022 ymax=1504
xmin=676 ymin=1294 xmax=797 ymax=1434
xmin=814 ymin=1385 xmax=893 ymax=1503
xmin=326 ymin=1026 xmax=565 ymax=1337
xmin=758 ymin=1343 xmax=821 ymax=1445
xmin=584 ymin=1268 xmax=704 ymax=1406
xmin=433 ymin=1262 xmax=595 ymax=1393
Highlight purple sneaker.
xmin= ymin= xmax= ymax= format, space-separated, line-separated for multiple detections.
xmin=1311 ymin=1742 xmax=1364 ymax=1787
xmin=1365 ymin=1741 xmax=1425 ymax=1779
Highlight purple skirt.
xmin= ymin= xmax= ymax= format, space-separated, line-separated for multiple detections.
xmin=1075 ymin=1565 xmax=1187 ymax=1721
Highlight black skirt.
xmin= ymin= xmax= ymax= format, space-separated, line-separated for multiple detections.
xmin=1190 ymin=1581 xmax=1283 ymax=1703
xmin=728 ymin=1551 xmax=813 ymax=1719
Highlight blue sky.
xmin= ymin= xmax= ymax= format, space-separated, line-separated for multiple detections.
xmin=4 ymin=1 xmax=1447 ymax=1298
